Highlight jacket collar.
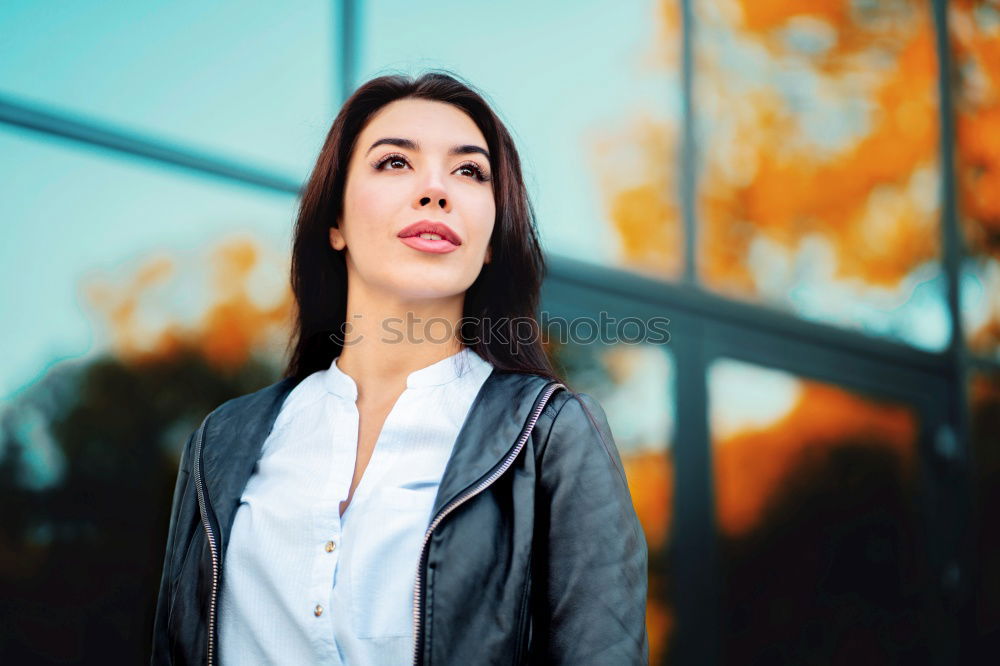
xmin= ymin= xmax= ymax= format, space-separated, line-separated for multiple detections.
xmin=201 ymin=375 xmax=298 ymax=555
xmin=199 ymin=369 xmax=551 ymax=555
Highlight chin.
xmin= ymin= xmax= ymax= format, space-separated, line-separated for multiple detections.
xmin=394 ymin=285 xmax=468 ymax=303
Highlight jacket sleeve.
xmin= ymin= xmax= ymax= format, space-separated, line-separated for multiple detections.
xmin=150 ymin=427 xmax=196 ymax=665
xmin=531 ymin=391 xmax=650 ymax=665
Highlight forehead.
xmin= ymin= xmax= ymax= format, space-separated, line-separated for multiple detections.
xmin=359 ymin=98 xmax=486 ymax=148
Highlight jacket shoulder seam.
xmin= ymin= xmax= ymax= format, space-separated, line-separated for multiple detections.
xmin=582 ymin=393 xmax=630 ymax=488
xmin=559 ymin=392 xmax=631 ymax=491
xmin=538 ymin=385 xmax=573 ymax=421
xmin=537 ymin=387 xmax=579 ymax=455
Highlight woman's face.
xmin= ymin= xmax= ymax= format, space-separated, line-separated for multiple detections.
xmin=331 ymin=97 xmax=495 ymax=304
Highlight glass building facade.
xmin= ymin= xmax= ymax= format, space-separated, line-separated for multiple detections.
xmin=1 ymin=1 xmax=997 ymax=663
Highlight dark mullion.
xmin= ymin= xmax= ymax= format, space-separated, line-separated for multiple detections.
xmin=931 ymin=1 xmax=970 ymax=440
xmin=914 ymin=399 xmax=960 ymax=666
xmin=666 ymin=318 xmax=721 ymax=666
xmin=543 ymin=264 xmax=949 ymax=407
xmin=0 ymin=93 xmax=301 ymax=195
xmin=339 ymin=0 xmax=359 ymax=106
xmin=930 ymin=2 xmax=976 ymax=664
xmin=546 ymin=254 xmax=954 ymax=380
xmin=702 ymin=313 xmax=950 ymax=409
xmin=674 ymin=0 xmax=721 ymax=663
xmin=679 ymin=0 xmax=697 ymax=285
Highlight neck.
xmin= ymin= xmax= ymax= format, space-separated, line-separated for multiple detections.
xmin=335 ymin=283 xmax=466 ymax=400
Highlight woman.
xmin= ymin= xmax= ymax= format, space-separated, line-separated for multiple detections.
xmin=151 ymin=71 xmax=648 ymax=665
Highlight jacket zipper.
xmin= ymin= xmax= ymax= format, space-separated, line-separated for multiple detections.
xmin=410 ymin=381 xmax=566 ymax=665
xmin=192 ymin=417 xmax=221 ymax=666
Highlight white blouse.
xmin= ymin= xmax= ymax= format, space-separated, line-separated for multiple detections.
xmin=219 ymin=347 xmax=495 ymax=665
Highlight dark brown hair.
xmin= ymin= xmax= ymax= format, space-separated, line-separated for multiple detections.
xmin=283 ymin=70 xmax=560 ymax=383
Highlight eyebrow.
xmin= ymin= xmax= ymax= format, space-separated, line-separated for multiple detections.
xmin=365 ymin=137 xmax=491 ymax=163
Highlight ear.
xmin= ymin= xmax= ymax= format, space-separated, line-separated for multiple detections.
xmin=329 ymin=225 xmax=345 ymax=251
xmin=484 ymin=245 xmax=492 ymax=265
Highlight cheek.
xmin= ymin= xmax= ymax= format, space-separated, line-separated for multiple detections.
xmin=476 ymin=198 xmax=497 ymax=247
xmin=347 ymin=179 xmax=394 ymax=224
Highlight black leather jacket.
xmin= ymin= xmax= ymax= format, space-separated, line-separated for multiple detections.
xmin=151 ymin=369 xmax=649 ymax=665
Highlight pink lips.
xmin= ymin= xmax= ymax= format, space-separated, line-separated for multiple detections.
xmin=399 ymin=236 xmax=459 ymax=254
xmin=397 ymin=219 xmax=462 ymax=255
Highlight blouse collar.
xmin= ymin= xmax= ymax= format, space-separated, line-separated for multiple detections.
xmin=323 ymin=346 xmax=491 ymax=400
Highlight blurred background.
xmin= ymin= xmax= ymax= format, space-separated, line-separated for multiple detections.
xmin=1 ymin=0 xmax=998 ymax=664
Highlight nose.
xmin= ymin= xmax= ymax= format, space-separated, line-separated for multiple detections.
xmin=414 ymin=176 xmax=451 ymax=213
xmin=418 ymin=195 xmax=447 ymax=210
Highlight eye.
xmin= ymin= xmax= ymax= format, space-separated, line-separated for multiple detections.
xmin=372 ymin=153 xmax=410 ymax=171
xmin=454 ymin=161 xmax=491 ymax=183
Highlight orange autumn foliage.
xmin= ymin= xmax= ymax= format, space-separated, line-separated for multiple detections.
xmin=610 ymin=181 xmax=683 ymax=278
xmin=83 ymin=236 xmax=293 ymax=371
xmin=952 ymin=0 xmax=1000 ymax=255
xmin=591 ymin=116 xmax=683 ymax=278
xmin=199 ymin=240 xmax=292 ymax=370
xmin=700 ymin=0 xmax=940 ymax=292
xmin=738 ymin=0 xmax=848 ymax=34
xmin=644 ymin=577 xmax=673 ymax=666
xmin=622 ymin=449 xmax=674 ymax=551
xmin=970 ymin=368 xmax=1000 ymax=407
xmin=621 ymin=449 xmax=675 ymax=664
xmin=712 ymin=380 xmax=919 ymax=538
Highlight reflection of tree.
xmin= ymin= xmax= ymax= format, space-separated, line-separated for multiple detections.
xmin=952 ymin=1 xmax=1000 ymax=354
xmin=1 ymin=235 xmax=291 ymax=662
xmin=952 ymin=0 xmax=1000 ymax=259
xmin=714 ymin=381 xmax=918 ymax=539
xmin=591 ymin=0 xmax=945 ymax=291
xmin=970 ymin=371 xmax=1000 ymax=658
xmin=705 ymin=376 xmax=942 ymax=663
xmin=0 ymin=349 xmax=279 ymax=664
xmin=624 ymin=450 xmax=675 ymax=665
xmin=718 ymin=440 xmax=941 ymax=665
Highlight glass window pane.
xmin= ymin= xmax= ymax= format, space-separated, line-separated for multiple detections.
xmin=359 ymin=0 xmax=683 ymax=279
xmin=950 ymin=1 xmax=1000 ymax=361
xmin=0 ymin=124 xmax=300 ymax=659
xmin=548 ymin=340 xmax=674 ymax=662
xmin=694 ymin=2 xmax=948 ymax=352
xmin=0 ymin=1 xmax=334 ymax=178
xmin=0 ymin=129 xmax=297 ymax=401
xmin=708 ymin=357 xmax=937 ymax=662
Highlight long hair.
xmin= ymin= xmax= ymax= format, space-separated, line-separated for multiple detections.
xmin=283 ymin=71 xmax=561 ymax=383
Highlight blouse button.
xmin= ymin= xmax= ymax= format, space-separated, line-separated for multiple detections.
xmin=325 ymin=540 xmax=337 ymax=552
xmin=314 ymin=604 xmax=324 ymax=617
